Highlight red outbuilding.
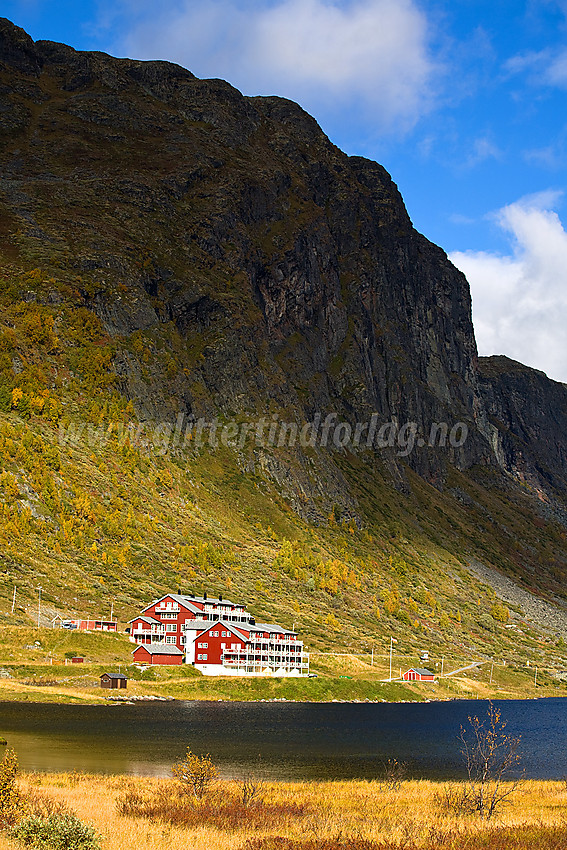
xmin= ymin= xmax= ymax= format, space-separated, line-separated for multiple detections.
xmin=132 ymin=643 xmax=183 ymax=665
xmin=402 ymin=667 xmax=435 ymax=682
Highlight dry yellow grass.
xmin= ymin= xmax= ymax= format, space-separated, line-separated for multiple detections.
xmin=0 ymin=772 xmax=563 ymax=850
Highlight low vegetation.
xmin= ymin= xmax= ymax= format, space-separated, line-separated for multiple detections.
xmin=0 ymin=749 xmax=98 ymax=849
xmin=0 ymin=769 xmax=565 ymax=850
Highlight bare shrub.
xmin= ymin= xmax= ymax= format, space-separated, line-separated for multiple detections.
xmin=241 ymin=775 xmax=267 ymax=807
xmin=23 ymin=788 xmax=70 ymax=819
xmin=459 ymin=701 xmax=524 ymax=820
xmin=378 ymin=759 xmax=407 ymax=791
xmin=117 ymin=780 xmax=307 ymax=830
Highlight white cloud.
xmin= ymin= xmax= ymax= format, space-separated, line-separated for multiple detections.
xmin=107 ymin=0 xmax=439 ymax=134
xmin=504 ymin=45 xmax=567 ymax=89
xmin=464 ymin=136 xmax=502 ymax=169
xmin=449 ymin=192 xmax=567 ymax=383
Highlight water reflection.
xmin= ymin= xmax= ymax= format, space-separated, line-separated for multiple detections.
xmin=0 ymin=698 xmax=565 ymax=780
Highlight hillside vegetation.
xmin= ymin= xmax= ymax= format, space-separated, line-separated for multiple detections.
xmin=1 ymin=20 xmax=567 ymax=695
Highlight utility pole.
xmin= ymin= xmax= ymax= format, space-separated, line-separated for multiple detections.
xmin=110 ymin=599 xmax=114 ymax=622
xmin=11 ymin=585 xmax=16 ymax=615
xmin=441 ymin=656 xmax=444 ymax=677
xmin=371 ymin=647 xmax=374 ymax=666
xmin=389 ymin=637 xmax=397 ymax=680
xmin=534 ymin=666 xmax=538 ymax=687
xmin=37 ymin=586 xmax=43 ymax=628
xmin=489 ymin=659 xmax=494 ymax=686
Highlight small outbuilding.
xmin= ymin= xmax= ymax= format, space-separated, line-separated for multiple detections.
xmin=100 ymin=673 xmax=128 ymax=690
xmin=402 ymin=667 xmax=435 ymax=682
xmin=132 ymin=643 xmax=183 ymax=666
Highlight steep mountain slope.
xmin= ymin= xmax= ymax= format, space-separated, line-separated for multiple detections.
xmin=0 ymin=18 xmax=567 ymax=675
xmin=479 ymin=356 xmax=567 ymax=505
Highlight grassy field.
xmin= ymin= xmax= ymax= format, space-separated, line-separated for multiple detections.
xmin=0 ymin=630 xmax=564 ymax=704
xmin=1 ymin=771 xmax=567 ymax=850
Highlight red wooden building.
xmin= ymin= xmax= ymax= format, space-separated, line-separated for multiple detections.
xmin=129 ymin=592 xmax=309 ymax=676
xmin=55 ymin=617 xmax=118 ymax=632
xmin=128 ymin=592 xmax=253 ymax=652
xmin=402 ymin=667 xmax=435 ymax=682
xmin=132 ymin=643 xmax=183 ymax=665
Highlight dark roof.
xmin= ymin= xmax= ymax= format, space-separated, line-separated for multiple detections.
xmin=100 ymin=672 xmax=128 ymax=680
xmin=143 ymin=595 xmax=201 ymax=615
xmin=128 ymin=615 xmax=161 ymax=625
xmin=145 ymin=593 xmax=243 ymax=611
xmin=407 ymin=668 xmax=434 ymax=676
xmin=253 ymin=622 xmax=297 ymax=634
xmin=192 ymin=620 xmax=248 ymax=641
xmin=132 ymin=643 xmax=183 ymax=656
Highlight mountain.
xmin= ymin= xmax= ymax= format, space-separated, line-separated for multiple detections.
xmin=1 ymin=18 xmax=567 ymax=674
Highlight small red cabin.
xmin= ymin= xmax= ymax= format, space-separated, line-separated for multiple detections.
xmin=133 ymin=643 xmax=183 ymax=665
xmin=403 ymin=667 xmax=435 ymax=682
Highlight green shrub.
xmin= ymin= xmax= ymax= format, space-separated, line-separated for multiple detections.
xmin=0 ymin=747 xmax=20 ymax=828
xmin=10 ymin=813 xmax=101 ymax=849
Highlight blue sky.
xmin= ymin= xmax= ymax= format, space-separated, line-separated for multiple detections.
xmin=4 ymin=0 xmax=567 ymax=381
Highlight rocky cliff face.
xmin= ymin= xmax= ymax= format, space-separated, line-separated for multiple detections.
xmin=0 ymin=19 xmax=490 ymax=472
xmin=1 ymin=18 xmax=566 ymax=530
xmin=478 ymin=356 xmax=567 ymax=505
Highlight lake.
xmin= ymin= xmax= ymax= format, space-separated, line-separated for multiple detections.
xmin=1 ymin=698 xmax=566 ymax=780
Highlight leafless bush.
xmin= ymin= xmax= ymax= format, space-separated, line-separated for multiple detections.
xmin=458 ymin=701 xmax=524 ymax=820
xmin=379 ymin=759 xmax=408 ymax=791
xmin=241 ymin=775 xmax=267 ymax=807
xmin=117 ymin=780 xmax=307 ymax=830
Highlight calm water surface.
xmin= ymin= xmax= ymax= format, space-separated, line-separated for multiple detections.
xmin=0 ymin=698 xmax=565 ymax=780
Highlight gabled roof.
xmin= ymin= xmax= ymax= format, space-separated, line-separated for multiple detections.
xmin=406 ymin=668 xmax=434 ymax=676
xmin=101 ymin=672 xmax=128 ymax=679
xmin=253 ymin=623 xmax=297 ymax=634
xmin=144 ymin=593 xmax=244 ymax=612
xmin=190 ymin=620 xmax=248 ymax=642
xmin=184 ymin=594 xmax=239 ymax=606
xmin=182 ymin=619 xmax=217 ymax=631
xmin=143 ymin=594 xmax=202 ymax=614
xmin=129 ymin=615 xmax=161 ymax=626
xmin=132 ymin=643 xmax=183 ymax=656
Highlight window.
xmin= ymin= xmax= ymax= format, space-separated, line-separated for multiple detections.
xmin=165 ymin=636 xmax=177 ymax=644
xmin=197 ymin=642 xmax=208 ymax=648
xmin=197 ymin=653 xmax=208 ymax=661
xmin=166 ymin=624 xmax=177 ymax=632
xmin=212 ymin=631 xmax=219 ymax=637
xmin=221 ymin=631 xmax=227 ymax=637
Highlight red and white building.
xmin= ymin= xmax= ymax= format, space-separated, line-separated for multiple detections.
xmin=129 ymin=592 xmax=309 ymax=677
xmin=53 ymin=616 xmax=118 ymax=632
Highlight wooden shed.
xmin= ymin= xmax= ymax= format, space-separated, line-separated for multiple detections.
xmin=132 ymin=643 xmax=183 ymax=666
xmin=402 ymin=667 xmax=435 ymax=682
xmin=100 ymin=672 xmax=128 ymax=689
